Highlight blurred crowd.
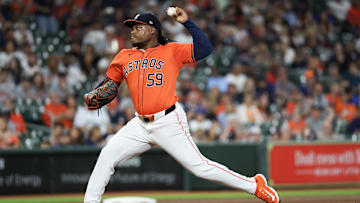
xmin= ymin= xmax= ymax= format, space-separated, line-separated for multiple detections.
xmin=0 ymin=0 xmax=360 ymax=149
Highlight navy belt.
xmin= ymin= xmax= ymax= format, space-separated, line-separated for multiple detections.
xmin=139 ymin=104 xmax=176 ymax=122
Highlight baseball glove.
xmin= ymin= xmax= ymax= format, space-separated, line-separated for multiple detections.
xmin=84 ymin=79 xmax=119 ymax=110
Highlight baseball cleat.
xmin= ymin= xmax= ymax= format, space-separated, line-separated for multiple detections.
xmin=254 ymin=174 xmax=280 ymax=203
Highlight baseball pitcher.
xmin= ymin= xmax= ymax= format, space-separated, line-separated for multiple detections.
xmin=83 ymin=7 xmax=280 ymax=203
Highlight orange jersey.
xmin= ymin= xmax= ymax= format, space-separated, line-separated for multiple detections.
xmin=106 ymin=42 xmax=196 ymax=115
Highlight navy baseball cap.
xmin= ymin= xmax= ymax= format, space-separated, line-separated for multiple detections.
xmin=124 ymin=13 xmax=167 ymax=45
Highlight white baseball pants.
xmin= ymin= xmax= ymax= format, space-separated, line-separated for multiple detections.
xmin=84 ymin=103 xmax=256 ymax=203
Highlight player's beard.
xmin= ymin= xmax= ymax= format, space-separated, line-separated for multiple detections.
xmin=132 ymin=41 xmax=146 ymax=48
xmin=132 ymin=35 xmax=152 ymax=49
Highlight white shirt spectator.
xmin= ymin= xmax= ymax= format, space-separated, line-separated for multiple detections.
xmin=284 ymin=46 xmax=296 ymax=65
xmin=83 ymin=29 xmax=106 ymax=54
xmin=74 ymin=105 xmax=111 ymax=135
xmin=236 ymin=104 xmax=264 ymax=125
xmin=58 ymin=60 xmax=86 ymax=89
xmin=13 ymin=21 xmax=34 ymax=45
xmin=163 ymin=20 xmax=185 ymax=35
xmin=327 ymin=0 xmax=351 ymax=21
xmin=189 ymin=118 xmax=212 ymax=133
xmin=0 ymin=52 xmax=14 ymax=68
xmin=225 ymin=63 xmax=247 ymax=92
xmin=174 ymin=32 xmax=193 ymax=44
xmin=226 ymin=73 xmax=247 ymax=92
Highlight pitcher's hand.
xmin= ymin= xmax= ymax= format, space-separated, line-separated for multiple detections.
xmin=167 ymin=7 xmax=189 ymax=24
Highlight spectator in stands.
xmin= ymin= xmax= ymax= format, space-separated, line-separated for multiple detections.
xmin=73 ymin=102 xmax=111 ymax=135
xmin=225 ymin=62 xmax=248 ymax=94
xmin=183 ymin=90 xmax=203 ymax=114
xmin=13 ymin=20 xmax=34 ymax=46
xmin=206 ymin=87 xmax=221 ymax=117
xmin=122 ymin=104 xmax=135 ymax=125
xmin=163 ymin=17 xmax=185 ymax=38
xmin=257 ymin=93 xmax=271 ymax=121
xmin=346 ymin=0 xmax=360 ymax=27
xmin=0 ymin=40 xmax=15 ymax=68
xmin=34 ymin=0 xmax=59 ymax=34
xmin=7 ymin=57 xmax=22 ymax=85
xmin=312 ymin=82 xmax=329 ymax=109
xmin=43 ymin=54 xmax=59 ymax=85
xmin=82 ymin=23 xmax=106 ymax=54
xmin=15 ymin=76 xmax=34 ymax=99
xmin=335 ymin=88 xmax=358 ymax=123
xmin=207 ymin=68 xmax=228 ymax=93
xmin=50 ymin=122 xmax=69 ymax=148
xmin=327 ymin=0 xmax=351 ymax=22
xmin=207 ymin=121 xmax=221 ymax=142
xmin=323 ymin=107 xmax=336 ymax=140
xmin=226 ymin=83 xmax=242 ymax=104
xmin=242 ymin=77 xmax=256 ymax=94
xmin=236 ymin=93 xmax=263 ymax=125
xmin=217 ymin=94 xmax=236 ymax=129
xmin=42 ymin=90 xmax=71 ymax=129
xmin=3 ymin=98 xmax=26 ymax=134
xmin=306 ymin=105 xmax=332 ymax=140
xmin=104 ymin=25 xmax=126 ymax=55
xmin=0 ymin=68 xmax=16 ymax=105
xmin=327 ymin=82 xmax=342 ymax=107
xmin=275 ymin=67 xmax=296 ymax=99
xmin=80 ymin=44 xmax=98 ymax=80
xmin=343 ymin=63 xmax=360 ymax=86
xmin=32 ymin=71 xmax=48 ymax=99
xmin=189 ymin=109 xmax=212 ymax=142
xmin=68 ymin=127 xmax=84 ymax=146
xmin=325 ymin=64 xmax=343 ymax=86
xmin=85 ymin=126 xmax=105 ymax=147
xmin=235 ymin=125 xmax=263 ymax=143
xmin=52 ymin=94 xmax=78 ymax=130
xmin=286 ymin=109 xmax=307 ymax=139
xmin=22 ymin=52 xmax=41 ymax=79
xmin=58 ymin=53 xmax=85 ymax=90
xmin=0 ymin=114 xmax=20 ymax=148
xmin=219 ymin=118 xmax=238 ymax=142
xmin=49 ymin=71 xmax=73 ymax=101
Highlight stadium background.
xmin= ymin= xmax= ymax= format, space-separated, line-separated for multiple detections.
xmin=0 ymin=0 xmax=360 ymax=202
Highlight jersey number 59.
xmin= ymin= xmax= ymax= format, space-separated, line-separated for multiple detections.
xmin=146 ymin=73 xmax=163 ymax=87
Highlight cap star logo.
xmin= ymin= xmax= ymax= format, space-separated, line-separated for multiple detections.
xmin=149 ymin=20 xmax=153 ymax=25
xmin=134 ymin=14 xmax=140 ymax=19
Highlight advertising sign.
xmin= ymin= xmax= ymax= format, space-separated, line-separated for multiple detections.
xmin=0 ymin=149 xmax=183 ymax=194
xmin=269 ymin=143 xmax=360 ymax=185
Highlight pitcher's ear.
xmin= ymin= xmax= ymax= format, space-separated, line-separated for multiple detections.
xmin=150 ymin=26 xmax=157 ymax=34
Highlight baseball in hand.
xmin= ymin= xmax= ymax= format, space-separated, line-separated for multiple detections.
xmin=167 ymin=7 xmax=176 ymax=16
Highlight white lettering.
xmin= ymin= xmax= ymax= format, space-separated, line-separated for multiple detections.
xmin=337 ymin=150 xmax=354 ymax=164
xmin=317 ymin=154 xmax=337 ymax=165
xmin=116 ymin=157 xmax=141 ymax=168
xmin=61 ymin=173 xmax=91 ymax=184
xmin=314 ymin=167 xmax=342 ymax=176
xmin=14 ymin=174 xmax=42 ymax=188
xmin=356 ymin=149 xmax=360 ymax=164
xmin=295 ymin=150 xmax=315 ymax=166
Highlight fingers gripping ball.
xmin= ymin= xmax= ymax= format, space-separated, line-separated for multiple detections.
xmin=85 ymin=79 xmax=119 ymax=110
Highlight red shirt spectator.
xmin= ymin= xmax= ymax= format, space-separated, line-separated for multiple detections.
xmin=9 ymin=113 xmax=26 ymax=133
xmin=42 ymin=91 xmax=72 ymax=129
xmin=347 ymin=3 xmax=360 ymax=27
